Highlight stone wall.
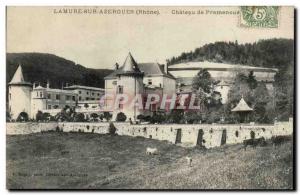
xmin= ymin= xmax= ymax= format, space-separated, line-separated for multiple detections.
xmin=6 ymin=122 xmax=58 ymax=135
xmin=6 ymin=120 xmax=293 ymax=148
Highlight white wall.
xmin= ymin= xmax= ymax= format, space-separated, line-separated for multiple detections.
xmin=7 ymin=120 xmax=293 ymax=149
xmin=9 ymin=85 xmax=32 ymax=120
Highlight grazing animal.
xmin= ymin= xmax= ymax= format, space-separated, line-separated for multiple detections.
xmin=271 ymin=136 xmax=291 ymax=146
xmin=146 ymin=147 xmax=158 ymax=155
xmin=186 ymin=156 xmax=192 ymax=167
xmin=243 ymin=137 xmax=266 ymax=150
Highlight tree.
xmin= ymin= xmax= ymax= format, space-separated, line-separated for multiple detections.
xmin=74 ymin=113 xmax=85 ymax=122
xmin=103 ymin=112 xmax=112 ymax=121
xmin=247 ymin=71 xmax=258 ymax=90
xmin=90 ymin=113 xmax=99 ymax=121
xmin=184 ymin=110 xmax=200 ymax=124
xmin=16 ymin=112 xmax=29 ymax=122
xmin=108 ymin=122 xmax=117 ymax=135
xmin=6 ymin=111 xmax=11 ymax=122
xmin=192 ymin=69 xmax=215 ymax=94
xmin=150 ymin=113 xmax=166 ymax=124
xmin=36 ymin=110 xmax=43 ymax=121
xmin=116 ymin=112 xmax=127 ymax=122
xmin=167 ymin=109 xmax=184 ymax=124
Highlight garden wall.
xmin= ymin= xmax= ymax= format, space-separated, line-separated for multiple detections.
xmin=6 ymin=119 xmax=293 ymax=148
xmin=6 ymin=122 xmax=58 ymax=135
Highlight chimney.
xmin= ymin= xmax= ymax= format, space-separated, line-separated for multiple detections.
xmin=115 ymin=63 xmax=119 ymax=70
xmin=164 ymin=64 xmax=168 ymax=73
xmin=46 ymin=80 xmax=50 ymax=89
xmin=33 ymin=82 xmax=36 ymax=88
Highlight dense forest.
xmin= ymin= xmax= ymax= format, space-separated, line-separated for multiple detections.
xmin=6 ymin=53 xmax=113 ymax=89
xmin=167 ymin=39 xmax=293 ymax=71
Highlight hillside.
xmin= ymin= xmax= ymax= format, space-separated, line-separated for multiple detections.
xmin=6 ymin=53 xmax=113 ymax=89
xmin=167 ymin=38 xmax=294 ymax=72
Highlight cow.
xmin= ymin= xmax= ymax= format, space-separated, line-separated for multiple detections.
xmin=243 ymin=137 xmax=266 ymax=150
xmin=271 ymin=136 xmax=291 ymax=146
xmin=146 ymin=147 xmax=158 ymax=155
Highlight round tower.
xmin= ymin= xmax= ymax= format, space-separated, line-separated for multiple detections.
xmin=114 ymin=52 xmax=144 ymax=121
xmin=8 ymin=65 xmax=32 ymax=120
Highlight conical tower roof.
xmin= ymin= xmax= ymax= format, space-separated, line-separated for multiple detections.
xmin=122 ymin=52 xmax=140 ymax=72
xmin=231 ymin=97 xmax=253 ymax=112
xmin=9 ymin=65 xmax=32 ymax=86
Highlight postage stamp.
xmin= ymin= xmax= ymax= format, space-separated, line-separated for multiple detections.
xmin=240 ymin=6 xmax=279 ymax=28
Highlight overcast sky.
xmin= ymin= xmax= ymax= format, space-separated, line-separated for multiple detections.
xmin=7 ymin=6 xmax=294 ymax=69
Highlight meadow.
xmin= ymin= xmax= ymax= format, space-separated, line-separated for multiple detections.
xmin=7 ymin=132 xmax=293 ymax=189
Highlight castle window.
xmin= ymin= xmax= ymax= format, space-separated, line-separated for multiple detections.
xmin=79 ymin=91 xmax=81 ymax=94
xmin=117 ymin=86 xmax=123 ymax=94
xmin=148 ymin=79 xmax=152 ymax=85
xmin=47 ymin=94 xmax=51 ymax=99
xmin=112 ymin=80 xmax=117 ymax=85
xmin=40 ymin=92 xmax=43 ymax=98
xmin=87 ymin=92 xmax=89 ymax=95
xmin=56 ymin=94 xmax=60 ymax=100
xmin=72 ymin=96 xmax=75 ymax=101
xmin=66 ymin=95 xmax=70 ymax=101
xmin=92 ymin=92 xmax=94 ymax=96
xmin=97 ymin=93 xmax=100 ymax=96
xmin=79 ymin=96 xmax=82 ymax=101
xmin=86 ymin=97 xmax=89 ymax=100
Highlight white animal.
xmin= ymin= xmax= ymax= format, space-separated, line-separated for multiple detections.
xmin=146 ymin=147 xmax=158 ymax=155
xmin=186 ymin=156 xmax=192 ymax=167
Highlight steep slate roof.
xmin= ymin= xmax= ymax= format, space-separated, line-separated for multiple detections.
xmin=9 ymin=65 xmax=32 ymax=86
xmin=231 ymin=97 xmax=253 ymax=112
xmin=105 ymin=54 xmax=175 ymax=80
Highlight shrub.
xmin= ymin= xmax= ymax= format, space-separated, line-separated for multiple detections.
xmin=137 ymin=114 xmax=145 ymax=121
xmin=74 ymin=113 xmax=85 ymax=122
xmin=16 ymin=112 xmax=29 ymax=122
xmin=108 ymin=122 xmax=117 ymax=135
xmin=103 ymin=112 xmax=112 ymax=121
xmin=116 ymin=112 xmax=127 ymax=122
xmin=90 ymin=113 xmax=99 ymax=121
xmin=150 ymin=113 xmax=166 ymax=124
xmin=36 ymin=111 xmax=43 ymax=122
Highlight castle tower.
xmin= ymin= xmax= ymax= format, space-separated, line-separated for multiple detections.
xmin=8 ymin=65 xmax=32 ymax=120
xmin=114 ymin=52 xmax=144 ymax=121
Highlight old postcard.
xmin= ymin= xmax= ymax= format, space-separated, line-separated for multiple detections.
xmin=6 ymin=6 xmax=294 ymax=190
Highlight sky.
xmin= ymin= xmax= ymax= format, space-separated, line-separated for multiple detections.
xmin=6 ymin=6 xmax=294 ymax=69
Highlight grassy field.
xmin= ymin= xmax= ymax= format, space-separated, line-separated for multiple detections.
xmin=7 ymin=132 xmax=294 ymax=190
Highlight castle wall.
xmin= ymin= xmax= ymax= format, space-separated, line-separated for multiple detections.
xmin=7 ymin=120 xmax=293 ymax=148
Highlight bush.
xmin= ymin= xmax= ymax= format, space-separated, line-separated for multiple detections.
xmin=116 ymin=112 xmax=127 ymax=122
xmin=16 ymin=112 xmax=29 ymax=122
xmin=74 ymin=113 xmax=85 ymax=122
xmin=150 ymin=113 xmax=166 ymax=124
xmin=108 ymin=122 xmax=117 ymax=135
xmin=90 ymin=113 xmax=99 ymax=121
xmin=103 ymin=112 xmax=112 ymax=121
xmin=137 ymin=114 xmax=145 ymax=121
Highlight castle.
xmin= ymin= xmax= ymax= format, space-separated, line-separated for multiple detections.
xmin=8 ymin=53 xmax=278 ymax=121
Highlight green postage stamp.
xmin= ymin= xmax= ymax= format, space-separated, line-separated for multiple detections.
xmin=240 ymin=6 xmax=279 ymax=28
